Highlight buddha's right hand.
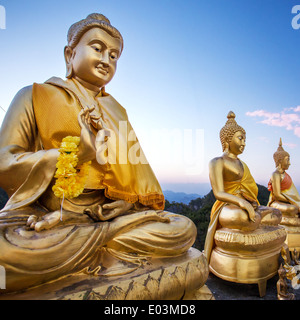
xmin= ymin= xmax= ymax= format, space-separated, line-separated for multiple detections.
xmin=77 ymin=107 xmax=98 ymax=164
xmin=26 ymin=211 xmax=61 ymax=232
xmin=238 ymin=199 xmax=256 ymax=222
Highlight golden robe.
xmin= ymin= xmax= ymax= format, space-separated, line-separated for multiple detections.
xmin=204 ymin=161 xmax=259 ymax=263
xmin=0 ymin=78 xmax=196 ymax=293
xmin=0 ymin=77 xmax=164 ymax=211
xmin=268 ymin=172 xmax=300 ymax=209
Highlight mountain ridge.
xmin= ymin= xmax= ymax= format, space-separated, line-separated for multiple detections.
xmin=163 ymin=190 xmax=201 ymax=204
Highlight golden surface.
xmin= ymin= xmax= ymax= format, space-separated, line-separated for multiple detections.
xmin=277 ymin=264 xmax=295 ymax=300
xmin=204 ymin=111 xmax=286 ymax=297
xmin=214 ymin=226 xmax=287 ymax=253
xmin=0 ymin=13 xmax=202 ymax=296
xmin=268 ymin=139 xmax=300 ymax=250
xmin=210 ymin=226 xmax=286 ymax=297
xmin=0 ymin=248 xmax=210 ymax=300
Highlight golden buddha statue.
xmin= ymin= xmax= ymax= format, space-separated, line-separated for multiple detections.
xmin=0 ymin=14 xmax=208 ymax=298
xmin=204 ymin=111 xmax=287 ymax=297
xmin=276 ymin=264 xmax=295 ymax=300
xmin=268 ymin=138 xmax=300 ymax=251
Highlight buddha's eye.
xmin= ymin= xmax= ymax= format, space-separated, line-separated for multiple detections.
xmin=238 ymin=135 xmax=245 ymax=141
xmin=110 ymin=52 xmax=118 ymax=60
xmin=92 ymin=45 xmax=102 ymax=52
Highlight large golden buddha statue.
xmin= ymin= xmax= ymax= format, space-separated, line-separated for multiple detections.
xmin=268 ymin=138 xmax=300 ymax=251
xmin=204 ymin=111 xmax=286 ymax=297
xmin=0 ymin=14 xmax=208 ymax=299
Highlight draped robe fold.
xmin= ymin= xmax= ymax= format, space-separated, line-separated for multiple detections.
xmin=268 ymin=172 xmax=300 ymax=209
xmin=204 ymin=161 xmax=259 ymax=263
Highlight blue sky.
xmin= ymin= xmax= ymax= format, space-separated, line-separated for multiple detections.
xmin=0 ymin=0 xmax=300 ymax=194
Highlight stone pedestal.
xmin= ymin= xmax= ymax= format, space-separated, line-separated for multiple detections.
xmin=209 ymin=226 xmax=287 ymax=297
xmin=0 ymin=248 xmax=212 ymax=300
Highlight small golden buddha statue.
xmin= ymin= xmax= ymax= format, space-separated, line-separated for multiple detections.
xmin=268 ymin=138 xmax=300 ymax=250
xmin=277 ymin=264 xmax=295 ymax=300
xmin=0 ymin=14 xmax=206 ymax=297
xmin=204 ymin=111 xmax=286 ymax=297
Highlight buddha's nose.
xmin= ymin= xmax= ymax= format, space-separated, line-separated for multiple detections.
xmin=100 ymin=51 xmax=110 ymax=67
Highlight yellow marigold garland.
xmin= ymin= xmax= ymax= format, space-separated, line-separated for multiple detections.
xmin=52 ymin=136 xmax=91 ymax=199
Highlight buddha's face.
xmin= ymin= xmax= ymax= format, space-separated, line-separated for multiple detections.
xmin=281 ymin=155 xmax=290 ymax=171
xmin=228 ymin=131 xmax=246 ymax=155
xmin=66 ymin=27 xmax=122 ymax=90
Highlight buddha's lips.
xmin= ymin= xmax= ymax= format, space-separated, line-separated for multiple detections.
xmin=96 ymin=66 xmax=108 ymax=75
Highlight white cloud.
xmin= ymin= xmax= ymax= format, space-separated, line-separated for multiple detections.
xmin=246 ymin=108 xmax=300 ymax=138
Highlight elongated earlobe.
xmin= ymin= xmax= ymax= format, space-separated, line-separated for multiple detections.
xmin=224 ymin=138 xmax=229 ymax=153
xmin=64 ymin=46 xmax=74 ymax=79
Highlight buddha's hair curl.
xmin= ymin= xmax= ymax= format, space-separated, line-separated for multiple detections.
xmin=273 ymin=138 xmax=290 ymax=167
xmin=67 ymin=13 xmax=124 ymax=52
xmin=220 ymin=111 xmax=246 ymax=152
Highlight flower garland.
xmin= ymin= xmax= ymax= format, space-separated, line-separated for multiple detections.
xmin=52 ymin=136 xmax=91 ymax=199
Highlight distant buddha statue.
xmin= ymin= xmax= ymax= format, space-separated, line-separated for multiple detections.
xmin=204 ymin=111 xmax=286 ymax=297
xmin=268 ymin=138 xmax=300 ymax=251
xmin=0 ymin=14 xmax=206 ymax=297
xmin=276 ymin=264 xmax=295 ymax=300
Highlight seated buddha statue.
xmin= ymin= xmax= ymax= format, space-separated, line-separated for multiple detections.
xmin=204 ymin=111 xmax=286 ymax=297
xmin=268 ymin=138 xmax=300 ymax=250
xmin=0 ymin=14 xmax=204 ymax=296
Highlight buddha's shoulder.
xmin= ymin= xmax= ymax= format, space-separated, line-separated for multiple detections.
xmin=271 ymin=169 xmax=281 ymax=180
xmin=10 ymin=82 xmax=63 ymax=111
xmin=8 ymin=85 xmax=34 ymax=112
xmin=209 ymin=156 xmax=247 ymax=170
xmin=210 ymin=155 xmax=227 ymax=163
xmin=14 ymin=85 xmax=33 ymax=99
xmin=12 ymin=82 xmax=60 ymax=101
xmin=209 ymin=156 xmax=225 ymax=169
xmin=12 ymin=82 xmax=59 ymax=105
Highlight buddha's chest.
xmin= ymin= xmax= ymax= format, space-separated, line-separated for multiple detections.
xmin=223 ymin=160 xmax=244 ymax=181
